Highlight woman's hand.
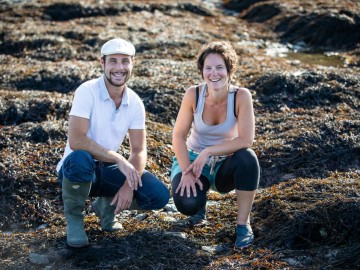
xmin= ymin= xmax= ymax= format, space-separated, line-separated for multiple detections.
xmin=175 ymin=171 xmax=203 ymax=198
xmin=183 ymin=150 xmax=209 ymax=179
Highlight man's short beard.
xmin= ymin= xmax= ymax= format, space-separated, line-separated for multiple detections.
xmin=104 ymin=73 xmax=127 ymax=87
xmin=104 ymin=71 xmax=133 ymax=87
xmin=103 ymin=61 xmax=132 ymax=87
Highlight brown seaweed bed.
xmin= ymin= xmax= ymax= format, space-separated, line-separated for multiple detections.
xmin=0 ymin=0 xmax=359 ymax=269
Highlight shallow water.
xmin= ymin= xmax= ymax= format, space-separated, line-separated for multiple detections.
xmin=286 ymin=52 xmax=344 ymax=67
xmin=266 ymin=42 xmax=345 ymax=67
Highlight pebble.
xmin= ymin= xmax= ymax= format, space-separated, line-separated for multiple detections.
xmin=201 ymin=245 xmax=227 ymax=254
xmin=162 ymin=216 xmax=177 ymax=222
xmin=135 ymin=213 xmax=148 ymax=221
xmin=164 ymin=232 xmax=187 ymax=239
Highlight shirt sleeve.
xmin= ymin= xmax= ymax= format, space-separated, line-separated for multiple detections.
xmin=69 ymin=83 xmax=94 ymax=119
xmin=129 ymin=96 xmax=145 ymax=130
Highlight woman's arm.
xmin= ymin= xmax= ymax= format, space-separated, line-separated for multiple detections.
xmin=172 ymin=86 xmax=197 ymax=171
xmin=172 ymin=86 xmax=203 ymax=197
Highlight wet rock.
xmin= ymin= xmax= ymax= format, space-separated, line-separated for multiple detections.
xmin=280 ymin=173 xmax=296 ymax=181
xmin=163 ymin=204 xmax=178 ymax=213
xmin=43 ymin=3 xmax=119 ymax=21
xmin=0 ymin=91 xmax=71 ymax=125
xmin=164 ymin=232 xmax=187 ymax=239
xmin=42 ymin=2 xmax=214 ymax=22
xmin=242 ymin=3 xmax=282 ymax=23
xmin=15 ymin=68 xmax=86 ymax=93
xmin=276 ymin=12 xmax=360 ymax=50
xmin=29 ymin=253 xmax=49 ymax=265
xmin=0 ymin=33 xmax=64 ymax=55
xmin=252 ymin=70 xmax=360 ymax=111
xmin=201 ymin=245 xmax=228 ymax=254
xmin=283 ymin=258 xmax=301 ymax=267
xmin=227 ymin=0 xmax=360 ymax=51
xmin=224 ymin=0 xmax=268 ymax=12
xmin=135 ymin=213 xmax=148 ymax=221
xmin=162 ymin=216 xmax=177 ymax=223
xmin=29 ymin=125 xmax=49 ymax=143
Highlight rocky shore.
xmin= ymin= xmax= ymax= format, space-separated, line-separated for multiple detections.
xmin=0 ymin=0 xmax=359 ymax=269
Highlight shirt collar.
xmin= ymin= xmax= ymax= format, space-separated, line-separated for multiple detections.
xmin=99 ymin=75 xmax=130 ymax=106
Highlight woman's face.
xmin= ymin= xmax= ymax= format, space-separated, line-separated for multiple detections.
xmin=202 ymin=53 xmax=229 ymax=90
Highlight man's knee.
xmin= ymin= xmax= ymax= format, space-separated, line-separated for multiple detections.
xmin=138 ymin=171 xmax=170 ymax=210
xmin=68 ymin=150 xmax=93 ymax=160
xmin=155 ymin=185 xmax=170 ymax=209
xmin=61 ymin=150 xmax=95 ymax=182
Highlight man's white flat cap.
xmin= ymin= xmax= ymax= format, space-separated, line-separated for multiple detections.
xmin=101 ymin=38 xmax=136 ymax=56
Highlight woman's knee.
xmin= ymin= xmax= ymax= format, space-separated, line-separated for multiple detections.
xmin=233 ymin=148 xmax=260 ymax=190
xmin=233 ymin=148 xmax=258 ymax=166
xmin=61 ymin=150 xmax=95 ymax=182
xmin=173 ymin=193 xmax=206 ymax=216
xmin=171 ymin=173 xmax=208 ymax=216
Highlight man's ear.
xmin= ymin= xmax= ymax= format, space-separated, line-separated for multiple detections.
xmin=100 ymin=56 xmax=106 ymax=67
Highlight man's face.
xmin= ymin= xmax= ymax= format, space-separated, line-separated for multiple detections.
xmin=101 ymin=54 xmax=134 ymax=87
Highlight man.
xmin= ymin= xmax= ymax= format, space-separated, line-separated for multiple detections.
xmin=56 ymin=38 xmax=170 ymax=248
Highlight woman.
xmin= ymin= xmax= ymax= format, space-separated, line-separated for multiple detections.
xmin=171 ymin=41 xmax=260 ymax=248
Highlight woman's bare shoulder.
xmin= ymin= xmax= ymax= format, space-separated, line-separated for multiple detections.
xmin=183 ymin=85 xmax=199 ymax=100
xmin=186 ymin=85 xmax=199 ymax=94
xmin=235 ymin=87 xmax=252 ymax=100
xmin=235 ymin=87 xmax=251 ymax=94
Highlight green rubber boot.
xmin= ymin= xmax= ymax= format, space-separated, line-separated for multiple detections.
xmin=92 ymin=197 xmax=123 ymax=232
xmin=62 ymin=178 xmax=91 ymax=248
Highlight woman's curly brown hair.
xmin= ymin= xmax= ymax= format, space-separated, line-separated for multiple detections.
xmin=196 ymin=40 xmax=238 ymax=81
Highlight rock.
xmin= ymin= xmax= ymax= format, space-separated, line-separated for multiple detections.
xmin=201 ymin=245 xmax=228 ymax=254
xmin=29 ymin=253 xmax=49 ymax=265
xmin=164 ymin=232 xmax=187 ymax=239
xmin=135 ymin=213 xmax=148 ymax=221
xmin=162 ymin=216 xmax=177 ymax=223
xmin=281 ymin=173 xmax=296 ymax=181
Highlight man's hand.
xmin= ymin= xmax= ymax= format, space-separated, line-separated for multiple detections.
xmin=116 ymin=158 xmax=142 ymax=190
xmin=111 ymin=182 xmax=134 ymax=214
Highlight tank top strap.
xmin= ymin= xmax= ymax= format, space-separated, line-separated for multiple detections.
xmin=195 ymin=84 xmax=207 ymax=114
xmin=227 ymin=85 xmax=237 ymax=118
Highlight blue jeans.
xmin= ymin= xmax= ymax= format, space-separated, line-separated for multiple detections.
xmin=58 ymin=150 xmax=169 ymax=210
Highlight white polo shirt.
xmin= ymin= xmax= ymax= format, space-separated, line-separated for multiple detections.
xmin=56 ymin=75 xmax=145 ymax=172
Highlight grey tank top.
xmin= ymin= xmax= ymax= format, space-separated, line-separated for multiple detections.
xmin=186 ymin=84 xmax=238 ymax=153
